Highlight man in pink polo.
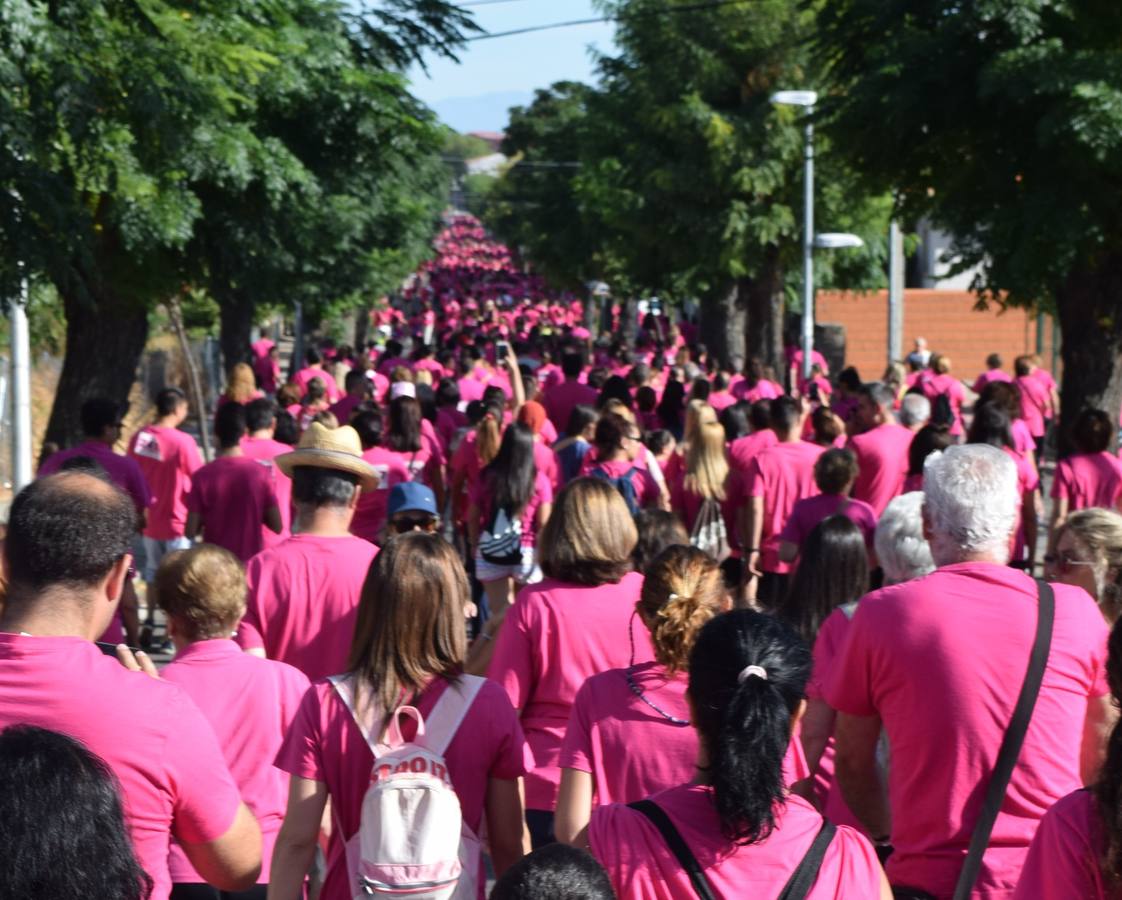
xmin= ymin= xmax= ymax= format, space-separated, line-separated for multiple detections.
xmin=827 ymin=445 xmax=1113 ymax=898
xmin=291 ymin=347 xmax=341 ymax=402
xmin=236 ymin=422 xmax=380 ymax=681
xmin=0 ymin=473 xmax=261 ymax=899
xmin=544 ymin=352 xmax=597 ymax=433
xmin=241 ymin=397 xmax=295 ymax=546
xmin=741 ymin=396 xmax=823 ymax=604
xmin=848 ymin=382 xmax=914 ymax=516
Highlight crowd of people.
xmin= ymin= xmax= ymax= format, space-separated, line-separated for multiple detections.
xmin=6 ymin=214 xmax=1122 ymax=900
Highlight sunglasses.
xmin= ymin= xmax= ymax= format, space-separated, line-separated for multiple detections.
xmin=1043 ymin=551 xmax=1096 ymax=575
xmin=390 ymin=515 xmax=438 ymax=533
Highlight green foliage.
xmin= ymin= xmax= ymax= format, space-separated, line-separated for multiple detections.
xmin=814 ymin=0 xmax=1122 ymax=309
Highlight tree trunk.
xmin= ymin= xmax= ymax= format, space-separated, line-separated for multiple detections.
xmin=218 ymin=289 xmax=255 ymax=374
xmin=45 ymin=291 xmax=150 ymax=448
xmin=353 ymin=307 xmax=369 ymax=351
xmin=1054 ymin=254 xmax=1122 ymax=455
xmin=744 ymin=249 xmax=784 ymax=374
xmin=699 ymin=281 xmax=747 ymax=368
xmin=168 ymin=296 xmax=213 ymax=463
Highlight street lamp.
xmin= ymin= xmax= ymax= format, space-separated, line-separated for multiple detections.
xmin=772 ymin=91 xmax=865 ymax=383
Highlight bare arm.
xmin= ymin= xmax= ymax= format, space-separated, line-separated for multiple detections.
xmin=185 ymin=510 xmax=202 ymax=541
xmin=745 ymin=495 xmax=764 ymax=578
xmin=267 ymin=776 xmax=328 ymax=900
xmin=485 ymin=777 xmax=527 ymax=877
xmin=466 ymin=500 xmax=481 ymax=548
xmin=799 ymin=698 xmax=837 ymax=777
xmin=536 ymin=502 xmax=553 ymax=532
xmin=834 ymin=712 xmax=891 ymax=840
xmin=1082 ymin=694 xmax=1117 ymax=785
xmin=1021 ymin=489 xmax=1038 ymax=571
xmin=181 ymin=802 xmax=262 ymax=893
xmin=555 ymin=768 xmax=594 ymax=846
xmin=506 ymin=348 xmax=526 ymax=411
xmin=1049 ymin=495 xmax=1070 ymax=554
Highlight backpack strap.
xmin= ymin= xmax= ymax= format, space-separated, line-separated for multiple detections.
xmin=422 ymin=674 xmax=486 ymax=757
xmin=777 ymin=820 xmax=837 ymax=900
xmin=328 ymin=674 xmax=385 ymax=755
xmin=628 ymin=799 xmax=716 ymax=900
xmin=951 ymin=578 xmax=1055 ymax=900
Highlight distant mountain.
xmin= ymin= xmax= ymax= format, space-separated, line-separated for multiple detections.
xmin=429 ymin=90 xmax=533 ymax=134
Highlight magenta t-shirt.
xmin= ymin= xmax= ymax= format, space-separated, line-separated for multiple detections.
xmin=1013 ymin=789 xmax=1111 ymax=900
xmin=561 ymin=663 xmax=808 ymax=808
xmin=128 ymin=426 xmax=203 ymax=540
xmin=544 ymin=379 xmax=598 ymax=432
xmin=848 ymin=422 xmax=914 ymax=516
xmin=589 ymin=457 xmax=661 ymax=510
xmin=186 ymin=456 xmax=278 ymax=562
xmin=293 ymin=366 xmax=341 ymax=402
xmin=0 ymin=635 xmax=242 ymax=900
xmin=488 ymin=571 xmax=652 ymax=810
xmin=920 ymin=372 xmax=967 ymax=435
xmin=275 ymin=676 xmax=531 ymax=900
xmin=1052 ymin=452 xmax=1122 ymax=511
xmin=727 ymin=429 xmax=778 ymax=506
xmin=161 ymin=640 xmax=310 ymax=884
xmin=351 ymin=447 xmax=409 ymax=543
xmin=39 ymin=440 xmax=153 ymax=513
xmin=825 ymin=563 xmax=1110 ymax=897
xmin=1016 ymin=375 xmax=1052 ymax=437
xmin=237 ymin=534 xmax=380 ymax=681
xmin=779 ymin=494 xmax=878 ymax=550
xmin=972 ymin=369 xmax=1012 ymax=394
xmin=746 ymin=441 xmax=824 ymax=574
xmin=240 ymin=436 xmax=295 ymax=546
xmin=589 ymin=785 xmax=883 ymax=900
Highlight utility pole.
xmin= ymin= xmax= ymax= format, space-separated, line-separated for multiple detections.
xmin=887 ymin=220 xmax=905 ymax=364
xmin=10 ymin=276 xmax=32 ymax=490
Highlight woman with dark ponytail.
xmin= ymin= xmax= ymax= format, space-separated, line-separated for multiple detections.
xmin=585 ymin=610 xmax=889 ymax=899
xmin=1015 ymin=615 xmax=1122 ymax=898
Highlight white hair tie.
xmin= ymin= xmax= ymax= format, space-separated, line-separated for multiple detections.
xmin=738 ymin=665 xmax=768 ymax=684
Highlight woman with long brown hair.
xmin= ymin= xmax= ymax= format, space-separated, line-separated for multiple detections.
xmin=270 ymin=534 xmax=528 ymax=900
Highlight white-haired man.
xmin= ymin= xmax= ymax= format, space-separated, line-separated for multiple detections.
xmin=827 ymin=444 xmax=1114 ymax=899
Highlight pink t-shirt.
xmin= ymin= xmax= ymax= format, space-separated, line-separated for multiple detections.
xmin=436 ymin=407 xmax=468 ymax=450
xmin=727 ymin=429 xmax=778 ymax=504
xmin=733 ymin=379 xmax=783 ymax=403
xmin=292 ymin=366 xmax=341 ymax=402
xmin=589 ymin=785 xmax=883 ymax=900
xmin=589 ymin=457 xmax=661 ymax=510
xmin=456 ymin=375 xmax=486 ymax=404
xmin=561 ymin=663 xmax=808 ymax=807
xmin=1013 ymin=789 xmax=1113 ymax=900
xmin=1016 ymin=375 xmax=1052 ymax=437
xmin=470 ymin=471 xmax=553 ymax=547
xmin=779 ymin=494 xmax=878 ymax=550
xmin=186 ymin=456 xmax=278 ymax=562
xmin=39 ymin=440 xmax=153 ymax=513
xmin=920 ymin=372 xmax=967 ymax=435
xmin=746 ymin=441 xmax=824 ymax=574
xmin=1052 ymin=452 xmax=1122 ymax=511
xmin=275 ymin=676 xmax=531 ymax=900
xmin=972 ymin=369 xmax=1012 ymax=394
xmin=128 ymin=426 xmax=203 ymax=540
xmin=488 ymin=571 xmax=651 ymax=810
xmin=328 ymin=394 xmax=364 ymax=427
xmin=825 ymin=563 xmax=1110 ymax=898
xmin=381 ymin=443 xmax=439 ymax=487
xmin=0 ymin=635 xmax=242 ymax=900
xmin=532 ymin=439 xmax=560 ymax=490
xmin=805 ymin=608 xmax=865 ymax=833
xmin=1011 ymin=418 xmax=1036 ymax=458
xmin=544 ymin=379 xmax=598 ymax=432
xmin=161 ymin=640 xmax=310 ymax=884
xmin=240 ymin=436 xmax=295 ymax=545
xmin=350 ymin=447 xmax=410 ymax=543
xmin=237 ymin=534 xmax=379 ymax=681
xmin=848 ymin=422 xmax=914 ymax=516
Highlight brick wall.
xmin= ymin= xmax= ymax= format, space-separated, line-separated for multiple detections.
xmin=815 ymin=290 xmax=1059 ymax=383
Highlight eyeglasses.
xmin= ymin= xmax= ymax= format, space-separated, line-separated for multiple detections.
xmin=390 ymin=515 xmax=439 ymax=533
xmin=1043 ymin=551 xmax=1096 ymax=575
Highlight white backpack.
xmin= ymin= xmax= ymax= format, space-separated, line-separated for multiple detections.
xmin=329 ymin=674 xmax=485 ymax=900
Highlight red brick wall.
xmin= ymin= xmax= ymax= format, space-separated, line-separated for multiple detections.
xmin=815 ymin=290 xmax=1059 ymax=383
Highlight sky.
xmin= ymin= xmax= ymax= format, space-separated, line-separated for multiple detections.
xmin=406 ymin=0 xmax=617 ymax=133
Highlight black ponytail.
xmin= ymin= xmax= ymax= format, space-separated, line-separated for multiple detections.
xmin=688 ymin=609 xmax=811 ymax=845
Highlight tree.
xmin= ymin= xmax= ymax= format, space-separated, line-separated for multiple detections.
xmin=814 ymin=0 xmax=1122 ymax=442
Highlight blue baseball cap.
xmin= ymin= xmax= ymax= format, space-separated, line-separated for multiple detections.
xmin=387 ymin=482 xmax=438 ymax=518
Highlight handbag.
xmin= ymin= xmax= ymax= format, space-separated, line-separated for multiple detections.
xmin=629 ymin=798 xmax=836 ymax=900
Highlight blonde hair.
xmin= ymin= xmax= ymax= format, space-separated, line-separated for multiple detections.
xmin=601 ymin=399 xmax=636 ymax=425
xmin=157 ymin=545 xmax=246 ymax=640
xmin=389 ymin=365 xmax=414 ymax=384
xmin=683 ymin=400 xmax=714 ymax=447
xmin=684 ymin=419 xmax=728 ymax=501
xmin=637 ymin=545 xmax=724 ymax=672
xmin=539 ymin=478 xmax=638 ymax=586
xmin=414 ymin=369 xmax=433 ymax=387
xmin=225 ymin=363 xmax=258 ymax=403
xmin=1060 ymin=508 xmax=1122 ymax=622
xmin=932 ymin=354 xmax=952 ymax=375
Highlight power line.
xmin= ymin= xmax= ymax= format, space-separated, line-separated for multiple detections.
xmin=464 ymin=0 xmax=759 ymax=42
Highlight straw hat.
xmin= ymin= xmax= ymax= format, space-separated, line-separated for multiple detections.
xmin=275 ymin=423 xmax=378 ymax=491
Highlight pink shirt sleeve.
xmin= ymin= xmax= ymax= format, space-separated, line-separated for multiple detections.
xmin=488 ymin=592 xmax=538 ymax=712
xmin=1013 ymin=791 xmax=1104 ymax=899
xmin=746 ymin=458 xmax=764 ymax=499
xmin=165 ymin=687 xmax=245 ymax=844
xmin=274 ymin=684 xmax=327 ymax=782
xmin=822 ymin=604 xmax=877 ymax=717
xmin=558 ymin=678 xmax=595 ymax=774
xmin=1051 ymin=460 xmax=1072 ymax=500
xmin=183 ymin=437 xmax=204 ymax=476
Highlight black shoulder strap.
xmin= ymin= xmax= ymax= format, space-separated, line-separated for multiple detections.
xmin=952 ymin=577 xmax=1055 ymax=900
xmin=777 ymin=820 xmax=837 ymax=900
xmin=629 ymin=799 xmax=716 ymax=900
